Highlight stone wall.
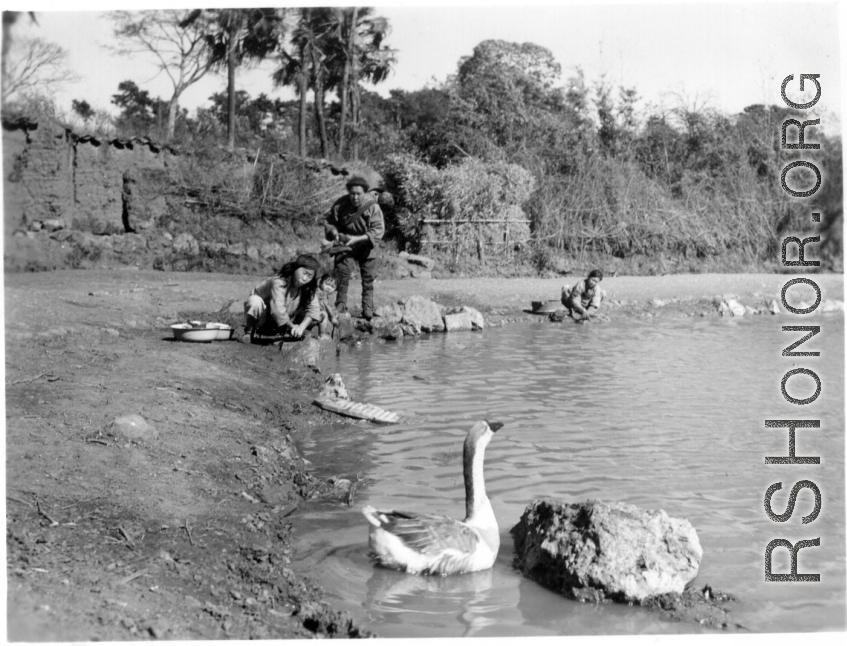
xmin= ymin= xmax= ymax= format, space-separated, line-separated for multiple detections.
xmin=3 ymin=120 xmax=74 ymax=230
xmin=2 ymin=118 xmax=171 ymax=234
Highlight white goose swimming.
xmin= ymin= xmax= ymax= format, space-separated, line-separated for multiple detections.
xmin=362 ymin=420 xmax=502 ymax=576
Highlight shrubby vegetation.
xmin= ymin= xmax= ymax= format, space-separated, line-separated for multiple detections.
xmin=2 ymin=9 xmax=841 ymax=274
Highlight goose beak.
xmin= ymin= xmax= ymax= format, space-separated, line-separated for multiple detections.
xmin=485 ymin=421 xmax=503 ymax=433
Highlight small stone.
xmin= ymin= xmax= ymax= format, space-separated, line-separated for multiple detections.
xmin=148 ymin=623 xmax=168 ymax=639
xmin=725 ymin=299 xmax=745 ymax=317
xmin=112 ymin=414 xmax=158 ymax=441
xmin=42 ymin=218 xmax=64 ymax=232
xmin=443 ymin=311 xmax=473 ymax=332
xmin=259 ymin=242 xmax=284 ymax=260
xmin=184 ymin=595 xmax=202 ymax=608
xmin=461 ymin=306 xmax=485 ymax=330
xmin=173 ymin=232 xmax=199 ymax=255
xmin=380 ymin=323 xmax=404 ymax=340
xmin=227 ymin=242 xmax=246 ymax=256
xmin=375 ymin=303 xmax=403 ymax=324
xmin=104 ymin=328 xmax=120 ymax=337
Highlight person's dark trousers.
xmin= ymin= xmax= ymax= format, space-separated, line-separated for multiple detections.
xmin=333 ymin=247 xmax=376 ymax=318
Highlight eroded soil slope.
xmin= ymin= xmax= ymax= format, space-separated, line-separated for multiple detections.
xmin=5 ymin=270 xmax=368 ymax=640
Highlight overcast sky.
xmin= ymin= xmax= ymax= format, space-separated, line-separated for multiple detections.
xmin=8 ymin=1 xmax=843 ymax=129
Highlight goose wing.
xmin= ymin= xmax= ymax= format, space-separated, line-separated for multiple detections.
xmin=373 ymin=510 xmax=481 ymax=556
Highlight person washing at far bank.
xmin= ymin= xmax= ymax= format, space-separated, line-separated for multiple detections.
xmin=324 ymin=175 xmax=385 ymax=320
xmin=241 ymin=254 xmax=321 ymax=344
xmin=316 ymin=274 xmax=339 ymax=339
xmin=562 ymin=269 xmax=604 ymax=321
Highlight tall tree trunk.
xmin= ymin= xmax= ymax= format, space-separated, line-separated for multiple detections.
xmin=166 ymin=94 xmax=179 ymax=142
xmin=226 ymin=18 xmax=238 ymax=150
xmin=351 ymin=77 xmax=360 ymax=161
xmin=312 ymin=57 xmax=329 ymax=158
xmin=337 ymin=46 xmax=350 ymax=154
xmin=297 ymin=43 xmax=308 ymax=157
xmin=348 ymin=7 xmax=359 ymax=161
xmin=337 ymin=66 xmax=349 ymax=157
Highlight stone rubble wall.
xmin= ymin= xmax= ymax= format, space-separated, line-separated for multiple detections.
xmin=3 ymin=119 xmax=172 ymax=235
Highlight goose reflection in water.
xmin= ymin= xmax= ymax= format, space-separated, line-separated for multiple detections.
xmin=364 ymin=564 xmax=502 ymax=637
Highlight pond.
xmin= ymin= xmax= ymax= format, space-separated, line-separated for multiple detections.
xmin=292 ymin=316 xmax=845 ymax=637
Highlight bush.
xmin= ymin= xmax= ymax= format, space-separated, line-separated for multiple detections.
xmin=378 ymin=153 xmax=535 ymax=259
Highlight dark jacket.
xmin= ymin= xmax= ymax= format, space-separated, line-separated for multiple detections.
xmin=325 ymin=196 xmax=385 ymax=260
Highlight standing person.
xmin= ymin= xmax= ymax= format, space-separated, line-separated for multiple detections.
xmin=324 ymin=176 xmax=385 ymax=320
xmin=241 ymin=254 xmax=321 ymax=343
xmin=562 ymin=269 xmax=604 ymax=321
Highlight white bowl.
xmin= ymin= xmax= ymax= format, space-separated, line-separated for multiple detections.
xmin=207 ymin=322 xmax=233 ymax=340
xmin=170 ymin=323 xmax=219 ymax=343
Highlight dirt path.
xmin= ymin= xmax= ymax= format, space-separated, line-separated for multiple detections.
xmin=4 ymin=269 xmax=842 ymax=640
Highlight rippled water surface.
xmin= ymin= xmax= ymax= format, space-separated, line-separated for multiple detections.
xmin=292 ymin=316 xmax=845 ymax=637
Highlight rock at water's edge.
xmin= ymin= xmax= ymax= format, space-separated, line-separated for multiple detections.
xmin=443 ymin=311 xmax=473 ymax=332
xmin=462 ymin=306 xmax=485 ymax=330
xmin=511 ymin=499 xmax=702 ymax=603
xmin=280 ymin=336 xmax=328 ymax=370
xmin=400 ymin=295 xmax=444 ymax=332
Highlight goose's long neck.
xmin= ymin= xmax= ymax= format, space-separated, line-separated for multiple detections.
xmin=463 ymin=438 xmax=489 ymax=520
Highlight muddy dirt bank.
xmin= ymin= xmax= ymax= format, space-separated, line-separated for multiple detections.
xmin=4 ymin=269 xmax=843 ymax=640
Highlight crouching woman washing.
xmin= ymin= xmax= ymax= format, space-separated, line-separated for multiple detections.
xmin=241 ymin=254 xmax=321 ymax=343
xmin=562 ymin=269 xmax=604 ymax=322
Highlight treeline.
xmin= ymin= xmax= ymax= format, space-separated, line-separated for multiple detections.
xmin=4 ymin=9 xmax=841 ymax=272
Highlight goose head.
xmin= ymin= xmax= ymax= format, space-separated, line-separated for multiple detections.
xmin=464 ymin=420 xmax=502 ymax=454
xmin=463 ymin=420 xmax=502 ymax=522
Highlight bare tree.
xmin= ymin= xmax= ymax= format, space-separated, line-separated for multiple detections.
xmin=2 ymin=11 xmax=37 ymax=92
xmin=2 ymin=35 xmax=78 ymax=106
xmin=108 ymin=10 xmax=216 ymax=141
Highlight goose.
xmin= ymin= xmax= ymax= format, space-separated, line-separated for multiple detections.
xmin=362 ymin=420 xmax=502 ymax=575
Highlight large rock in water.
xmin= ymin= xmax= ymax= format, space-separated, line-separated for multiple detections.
xmin=511 ymin=499 xmax=702 ymax=603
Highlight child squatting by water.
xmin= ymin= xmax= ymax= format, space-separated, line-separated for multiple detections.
xmin=316 ymin=274 xmax=339 ymax=339
xmin=562 ymin=269 xmax=604 ymax=322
